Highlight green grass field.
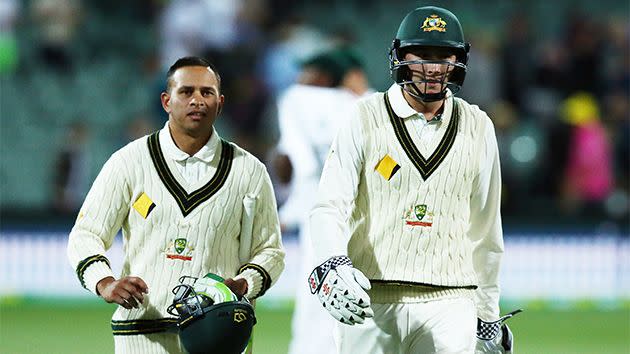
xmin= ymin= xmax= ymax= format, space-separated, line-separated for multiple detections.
xmin=1 ymin=299 xmax=628 ymax=354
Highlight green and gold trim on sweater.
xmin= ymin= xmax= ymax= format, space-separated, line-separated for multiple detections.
xmin=384 ymin=92 xmax=460 ymax=180
xmin=238 ymin=263 xmax=272 ymax=298
xmin=76 ymin=254 xmax=111 ymax=290
xmin=147 ymin=132 xmax=234 ymax=217
xmin=111 ymin=318 xmax=179 ymax=336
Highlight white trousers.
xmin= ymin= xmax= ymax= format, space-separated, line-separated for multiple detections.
xmin=335 ymin=297 xmax=476 ymax=354
xmin=114 ymin=333 xmax=184 ymax=354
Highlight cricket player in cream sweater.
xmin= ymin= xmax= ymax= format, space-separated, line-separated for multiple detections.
xmin=67 ymin=56 xmax=285 ymax=354
xmin=308 ymin=6 xmax=517 ymax=354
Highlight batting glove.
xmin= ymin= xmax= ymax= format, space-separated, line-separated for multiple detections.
xmin=193 ymin=273 xmax=238 ymax=305
xmin=475 ymin=309 xmax=523 ymax=354
xmin=308 ymin=256 xmax=374 ymax=325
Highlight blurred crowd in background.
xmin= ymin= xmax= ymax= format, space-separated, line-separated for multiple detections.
xmin=0 ymin=0 xmax=628 ymax=233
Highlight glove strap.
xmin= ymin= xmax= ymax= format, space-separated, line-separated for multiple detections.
xmin=308 ymin=256 xmax=352 ymax=294
xmin=476 ymin=318 xmax=502 ymax=340
xmin=477 ymin=309 xmax=523 ymax=340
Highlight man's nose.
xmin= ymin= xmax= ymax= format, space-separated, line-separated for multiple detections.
xmin=190 ymin=92 xmax=205 ymax=106
xmin=424 ymin=62 xmax=442 ymax=74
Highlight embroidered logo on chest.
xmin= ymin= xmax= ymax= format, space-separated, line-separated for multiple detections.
xmin=402 ymin=204 xmax=434 ymax=227
xmin=164 ymin=237 xmax=195 ymax=261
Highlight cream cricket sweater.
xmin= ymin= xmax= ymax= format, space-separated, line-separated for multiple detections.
xmin=311 ymin=85 xmax=503 ymax=320
xmin=67 ymin=128 xmax=284 ymax=333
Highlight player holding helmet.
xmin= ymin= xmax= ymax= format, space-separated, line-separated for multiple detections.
xmin=67 ymin=56 xmax=284 ymax=353
xmin=308 ymin=6 xmax=517 ymax=353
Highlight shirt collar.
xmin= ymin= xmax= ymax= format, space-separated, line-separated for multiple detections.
xmin=159 ymin=122 xmax=220 ymax=163
xmin=386 ymin=84 xmax=453 ymax=122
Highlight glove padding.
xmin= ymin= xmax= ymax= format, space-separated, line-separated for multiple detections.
xmin=475 ymin=309 xmax=522 ymax=354
xmin=308 ymin=256 xmax=374 ymax=325
xmin=193 ymin=273 xmax=238 ymax=305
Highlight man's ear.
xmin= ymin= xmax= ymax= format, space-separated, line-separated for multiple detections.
xmin=217 ymin=94 xmax=225 ymax=115
xmin=160 ymin=92 xmax=171 ymax=113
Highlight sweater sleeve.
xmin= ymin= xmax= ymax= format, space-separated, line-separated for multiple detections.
xmin=235 ymin=163 xmax=285 ymax=299
xmin=309 ymin=103 xmax=365 ymax=266
xmin=67 ymin=150 xmax=131 ymax=295
xmin=469 ymin=114 xmax=504 ymax=321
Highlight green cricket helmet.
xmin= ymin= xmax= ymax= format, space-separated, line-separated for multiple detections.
xmin=389 ymin=6 xmax=470 ymax=101
xmin=167 ymin=275 xmax=256 ymax=354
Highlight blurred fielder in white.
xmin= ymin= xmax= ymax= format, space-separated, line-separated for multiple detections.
xmin=275 ymin=48 xmax=371 ymax=354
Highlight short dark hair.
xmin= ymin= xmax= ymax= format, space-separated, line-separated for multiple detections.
xmin=165 ymin=56 xmax=222 ymax=92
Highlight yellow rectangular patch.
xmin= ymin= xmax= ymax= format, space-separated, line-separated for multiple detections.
xmin=132 ymin=193 xmax=155 ymax=219
xmin=375 ymin=154 xmax=400 ymax=181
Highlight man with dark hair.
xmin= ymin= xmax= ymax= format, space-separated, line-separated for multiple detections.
xmin=165 ymin=56 xmax=222 ymax=92
xmin=67 ymin=56 xmax=285 ymax=353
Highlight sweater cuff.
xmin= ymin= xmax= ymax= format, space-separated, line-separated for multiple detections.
xmin=81 ymin=258 xmax=115 ymax=295
xmin=234 ymin=268 xmax=263 ymax=299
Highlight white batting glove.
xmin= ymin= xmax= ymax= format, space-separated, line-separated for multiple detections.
xmin=476 ymin=309 xmax=522 ymax=354
xmin=193 ymin=273 xmax=238 ymax=305
xmin=308 ymin=256 xmax=374 ymax=325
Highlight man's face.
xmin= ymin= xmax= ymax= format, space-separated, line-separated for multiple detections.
xmin=161 ymin=66 xmax=224 ymax=138
xmin=403 ymin=47 xmax=457 ymax=95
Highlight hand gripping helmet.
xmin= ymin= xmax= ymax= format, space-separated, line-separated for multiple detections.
xmin=167 ymin=275 xmax=256 ymax=354
xmin=389 ymin=6 xmax=471 ymax=102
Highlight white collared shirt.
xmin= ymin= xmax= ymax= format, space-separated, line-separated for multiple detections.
xmin=159 ymin=122 xmax=220 ymax=186
xmin=386 ymin=84 xmax=448 ymax=156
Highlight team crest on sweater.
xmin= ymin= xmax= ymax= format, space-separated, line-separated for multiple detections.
xmin=402 ymin=204 xmax=434 ymax=227
xmin=164 ymin=237 xmax=194 ymax=261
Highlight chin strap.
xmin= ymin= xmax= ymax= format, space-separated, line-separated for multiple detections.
xmin=401 ymin=83 xmax=454 ymax=103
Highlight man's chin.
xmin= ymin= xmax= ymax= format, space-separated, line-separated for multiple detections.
xmin=183 ymin=122 xmax=213 ymax=136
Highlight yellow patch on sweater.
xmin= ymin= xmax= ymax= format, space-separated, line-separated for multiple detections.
xmin=132 ymin=192 xmax=156 ymax=219
xmin=375 ymin=154 xmax=400 ymax=180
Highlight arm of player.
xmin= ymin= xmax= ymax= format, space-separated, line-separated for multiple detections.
xmin=309 ymin=103 xmax=365 ymax=265
xmin=66 ymin=150 xmax=132 ymax=296
xmin=96 ymin=276 xmax=149 ymax=309
xmin=307 ymin=104 xmax=372 ymax=324
xmin=234 ymin=165 xmax=285 ymax=300
xmin=469 ymin=113 xmax=504 ymax=321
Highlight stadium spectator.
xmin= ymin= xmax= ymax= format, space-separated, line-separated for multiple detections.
xmin=51 ymin=122 xmax=91 ymax=215
xmin=557 ymin=93 xmax=614 ymax=217
xmin=31 ymin=0 xmax=82 ymax=72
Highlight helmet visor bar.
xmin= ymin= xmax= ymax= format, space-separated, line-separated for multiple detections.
xmin=393 ymin=59 xmax=466 ymax=79
xmin=393 ymin=59 xmax=466 ymax=101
